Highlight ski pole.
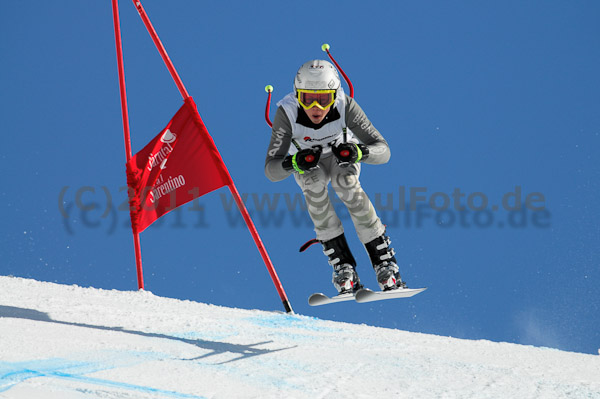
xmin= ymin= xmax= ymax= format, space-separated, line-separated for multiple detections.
xmin=265 ymin=85 xmax=300 ymax=151
xmin=323 ymin=44 xmax=354 ymax=166
xmin=264 ymin=85 xmax=273 ymax=127
xmin=322 ymin=43 xmax=354 ymax=98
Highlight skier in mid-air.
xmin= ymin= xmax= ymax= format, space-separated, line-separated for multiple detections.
xmin=264 ymin=59 xmax=406 ymax=295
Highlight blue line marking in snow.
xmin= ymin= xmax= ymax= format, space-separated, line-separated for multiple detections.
xmin=45 ymin=371 xmax=206 ymax=398
xmin=244 ymin=313 xmax=341 ymax=333
xmin=0 ymin=358 xmax=205 ymax=398
xmin=0 ymin=359 xmax=96 ymax=393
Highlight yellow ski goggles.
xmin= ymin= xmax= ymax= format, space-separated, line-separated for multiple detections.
xmin=297 ymin=89 xmax=336 ymax=110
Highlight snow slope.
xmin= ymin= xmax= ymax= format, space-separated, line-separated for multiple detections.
xmin=1 ymin=276 xmax=598 ymax=398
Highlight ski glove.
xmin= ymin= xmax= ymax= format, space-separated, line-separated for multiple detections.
xmin=332 ymin=143 xmax=369 ymax=165
xmin=282 ymin=148 xmax=321 ymax=174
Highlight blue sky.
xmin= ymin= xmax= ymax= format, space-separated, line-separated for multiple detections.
xmin=1 ymin=1 xmax=598 ymax=354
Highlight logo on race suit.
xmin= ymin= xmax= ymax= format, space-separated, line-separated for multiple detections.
xmin=303 ymin=133 xmax=338 ymax=143
xmin=268 ymin=127 xmax=286 ymax=157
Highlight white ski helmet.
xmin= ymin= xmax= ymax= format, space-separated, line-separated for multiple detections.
xmin=294 ymin=60 xmax=341 ymax=93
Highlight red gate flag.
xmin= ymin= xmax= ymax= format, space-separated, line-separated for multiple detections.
xmin=126 ymin=97 xmax=232 ymax=233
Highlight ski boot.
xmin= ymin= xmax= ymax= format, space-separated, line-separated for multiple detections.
xmin=364 ymin=234 xmax=406 ymax=291
xmin=321 ymin=234 xmax=363 ymax=294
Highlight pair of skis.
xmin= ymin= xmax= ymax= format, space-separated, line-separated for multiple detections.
xmin=308 ymin=287 xmax=427 ymax=306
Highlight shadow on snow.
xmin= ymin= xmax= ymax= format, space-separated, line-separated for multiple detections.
xmin=0 ymin=305 xmax=295 ymax=364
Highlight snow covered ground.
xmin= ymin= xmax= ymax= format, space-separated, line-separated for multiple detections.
xmin=1 ymin=276 xmax=598 ymax=398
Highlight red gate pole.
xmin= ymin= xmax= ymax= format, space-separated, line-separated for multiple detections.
xmin=131 ymin=0 xmax=190 ymax=100
xmin=228 ymin=182 xmax=293 ymax=313
xmin=129 ymin=0 xmax=293 ymax=313
xmin=111 ymin=0 xmax=144 ymax=290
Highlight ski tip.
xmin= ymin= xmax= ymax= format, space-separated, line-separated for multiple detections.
xmin=308 ymin=293 xmax=328 ymax=306
xmin=308 ymin=292 xmax=355 ymax=306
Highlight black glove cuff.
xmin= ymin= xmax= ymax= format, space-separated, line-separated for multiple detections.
xmin=357 ymin=144 xmax=369 ymax=161
xmin=282 ymin=156 xmax=293 ymax=171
